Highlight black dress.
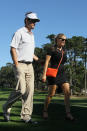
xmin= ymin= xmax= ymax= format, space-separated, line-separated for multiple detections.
xmin=47 ymin=47 xmax=68 ymax=87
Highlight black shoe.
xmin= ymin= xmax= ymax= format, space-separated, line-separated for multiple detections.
xmin=65 ymin=116 xmax=77 ymax=122
xmin=43 ymin=111 xmax=48 ymax=119
xmin=22 ymin=119 xmax=38 ymax=124
xmin=3 ymin=105 xmax=10 ymax=122
xmin=3 ymin=113 xmax=10 ymax=122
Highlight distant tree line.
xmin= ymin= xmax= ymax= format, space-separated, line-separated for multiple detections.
xmin=0 ymin=34 xmax=87 ymax=95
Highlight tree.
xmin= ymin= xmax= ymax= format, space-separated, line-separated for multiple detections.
xmin=0 ymin=63 xmax=16 ymax=88
xmin=82 ymin=38 xmax=87 ymax=95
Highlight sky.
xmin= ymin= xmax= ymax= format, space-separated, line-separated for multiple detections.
xmin=0 ymin=0 xmax=87 ymax=68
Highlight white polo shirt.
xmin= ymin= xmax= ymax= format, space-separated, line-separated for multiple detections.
xmin=10 ymin=27 xmax=35 ymax=62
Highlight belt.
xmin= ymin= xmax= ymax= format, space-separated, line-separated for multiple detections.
xmin=18 ymin=61 xmax=32 ymax=64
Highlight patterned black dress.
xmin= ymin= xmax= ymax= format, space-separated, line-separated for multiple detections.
xmin=47 ymin=47 xmax=68 ymax=87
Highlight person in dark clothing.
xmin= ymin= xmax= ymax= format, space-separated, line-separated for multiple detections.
xmin=42 ymin=33 xmax=75 ymax=121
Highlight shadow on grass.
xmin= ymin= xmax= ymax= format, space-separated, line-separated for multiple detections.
xmin=0 ymin=88 xmax=87 ymax=131
xmin=0 ymin=102 xmax=87 ymax=131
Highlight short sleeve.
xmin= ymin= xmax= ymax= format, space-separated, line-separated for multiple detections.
xmin=10 ymin=31 xmax=21 ymax=48
xmin=46 ymin=47 xmax=54 ymax=56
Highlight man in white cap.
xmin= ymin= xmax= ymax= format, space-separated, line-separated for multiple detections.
xmin=3 ymin=12 xmax=40 ymax=124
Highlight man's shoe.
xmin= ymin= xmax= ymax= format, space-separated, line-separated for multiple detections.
xmin=22 ymin=119 xmax=38 ymax=124
xmin=3 ymin=113 xmax=10 ymax=122
xmin=3 ymin=105 xmax=10 ymax=122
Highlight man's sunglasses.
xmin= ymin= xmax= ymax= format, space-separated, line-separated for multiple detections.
xmin=59 ymin=38 xmax=66 ymax=41
xmin=28 ymin=19 xmax=37 ymax=23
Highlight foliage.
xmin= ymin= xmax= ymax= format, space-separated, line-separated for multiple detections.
xmin=0 ymin=63 xmax=16 ymax=88
xmin=0 ymin=35 xmax=87 ymax=94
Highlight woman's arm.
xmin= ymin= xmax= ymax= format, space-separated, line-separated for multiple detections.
xmin=42 ymin=55 xmax=51 ymax=82
xmin=33 ymin=54 xmax=39 ymax=61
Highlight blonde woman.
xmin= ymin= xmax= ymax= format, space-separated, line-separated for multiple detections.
xmin=42 ymin=33 xmax=75 ymax=121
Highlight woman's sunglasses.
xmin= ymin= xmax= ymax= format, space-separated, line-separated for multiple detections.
xmin=59 ymin=38 xmax=66 ymax=41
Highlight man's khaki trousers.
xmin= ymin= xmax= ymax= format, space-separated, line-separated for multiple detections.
xmin=3 ymin=63 xmax=34 ymax=121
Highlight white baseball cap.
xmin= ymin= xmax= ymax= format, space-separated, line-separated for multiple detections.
xmin=26 ymin=12 xmax=40 ymax=22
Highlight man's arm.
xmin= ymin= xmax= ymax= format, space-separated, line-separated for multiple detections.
xmin=10 ymin=47 xmax=18 ymax=67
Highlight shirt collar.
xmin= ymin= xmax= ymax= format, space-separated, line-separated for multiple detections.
xmin=23 ymin=27 xmax=29 ymax=32
xmin=23 ymin=27 xmax=33 ymax=35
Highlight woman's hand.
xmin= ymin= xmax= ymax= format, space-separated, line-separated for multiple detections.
xmin=42 ymin=74 xmax=46 ymax=82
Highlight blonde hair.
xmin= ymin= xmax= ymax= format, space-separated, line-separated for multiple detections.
xmin=55 ymin=33 xmax=66 ymax=44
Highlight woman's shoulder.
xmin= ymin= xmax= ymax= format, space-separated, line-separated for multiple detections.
xmin=62 ymin=47 xmax=67 ymax=54
xmin=50 ymin=45 xmax=56 ymax=52
xmin=47 ymin=45 xmax=55 ymax=56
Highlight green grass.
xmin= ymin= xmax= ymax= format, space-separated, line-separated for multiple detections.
xmin=0 ymin=88 xmax=87 ymax=131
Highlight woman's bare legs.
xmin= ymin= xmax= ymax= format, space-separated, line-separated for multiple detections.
xmin=43 ymin=85 xmax=57 ymax=118
xmin=43 ymin=82 xmax=75 ymax=120
xmin=62 ymin=83 xmax=74 ymax=120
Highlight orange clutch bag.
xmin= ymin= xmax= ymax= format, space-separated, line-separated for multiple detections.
xmin=46 ymin=68 xmax=58 ymax=77
xmin=46 ymin=50 xmax=64 ymax=78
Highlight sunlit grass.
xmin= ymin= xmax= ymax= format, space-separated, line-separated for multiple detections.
xmin=0 ymin=88 xmax=87 ymax=131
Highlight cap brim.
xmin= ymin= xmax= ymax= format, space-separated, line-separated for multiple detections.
xmin=27 ymin=18 xmax=40 ymax=22
xmin=35 ymin=19 xmax=40 ymax=22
